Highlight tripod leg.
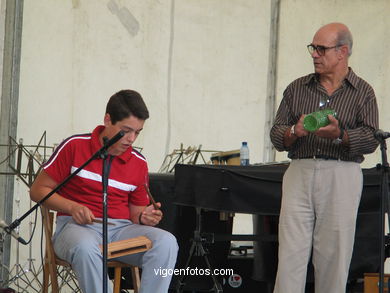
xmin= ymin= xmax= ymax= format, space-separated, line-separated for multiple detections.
xmin=176 ymin=207 xmax=223 ymax=292
xmin=198 ymin=244 xmax=223 ymax=293
xmin=176 ymin=240 xmax=197 ymax=293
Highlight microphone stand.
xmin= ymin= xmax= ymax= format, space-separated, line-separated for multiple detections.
xmin=377 ymin=135 xmax=390 ymax=293
xmin=2 ymin=131 xmax=124 ymax=292
xmin=101 ymin=137 xmax=114 ymax=293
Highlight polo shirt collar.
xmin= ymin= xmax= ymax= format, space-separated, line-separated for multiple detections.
xmin=91 ymin=125 xmax=132 ymax=163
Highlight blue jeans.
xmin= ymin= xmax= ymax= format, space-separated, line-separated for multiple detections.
xmin=53 ymin=216 xmax=178 ymax=293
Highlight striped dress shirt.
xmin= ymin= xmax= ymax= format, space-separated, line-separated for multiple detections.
xmin=270 ymin=68 xmax=379 ymax=163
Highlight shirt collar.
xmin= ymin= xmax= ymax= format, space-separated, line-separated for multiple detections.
xmin=304 ymin=67 xmax=359 ymax=90
xmin=343 ymin=68 xmax=359 ymax=89
xmin=91 ymin=125 xmax=132 ymax=163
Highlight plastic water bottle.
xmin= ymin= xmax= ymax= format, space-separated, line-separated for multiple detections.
xmin=240 ymin=142 xmax=250 ymax=166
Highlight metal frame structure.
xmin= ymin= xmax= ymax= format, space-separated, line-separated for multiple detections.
xmin=0 ymin=132 xmax=143 ymax=292
xmin=158 ymin=143 xmax=219 ymax=173
xmin=0 ymin=132 xmax=57 ymax=292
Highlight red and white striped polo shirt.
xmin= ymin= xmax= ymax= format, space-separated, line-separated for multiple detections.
xmin=44 ymin=125 xmax=150 ymax=219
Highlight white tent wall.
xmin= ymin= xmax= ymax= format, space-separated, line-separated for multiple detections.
xmin=17 ymin=0 xmax=270 ymax=172
xmin=4 ymin=0 xmax=390 ymax=290
xmin=17 ymin=0 xmax=390 ymax=172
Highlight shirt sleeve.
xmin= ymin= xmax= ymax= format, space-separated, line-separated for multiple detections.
xmin=128 ymin=162 xmax=150 ymax=206
xmin=346 ymin=87 xmax=379 ymax=155
xmin=43 ymin=139 xmax=74 ymax=183
xmin=270 ymin=85 xmax=296 ymax=152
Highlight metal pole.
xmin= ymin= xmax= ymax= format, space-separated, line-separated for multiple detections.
xmin=0 ymin=0 xmax=24 ymax=285
xmin=263 ymin=0 xmax=280 ymax=163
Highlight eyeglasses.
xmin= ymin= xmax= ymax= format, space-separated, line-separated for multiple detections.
xmin=307 ymin=44 xmax=340 ymax=56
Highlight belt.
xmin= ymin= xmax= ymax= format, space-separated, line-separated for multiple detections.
xmin=298 ymin=155 xmax=340 ymax=160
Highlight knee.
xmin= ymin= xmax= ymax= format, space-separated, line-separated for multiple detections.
xmin=153 ymin=231 xmax=179 ymax=255
xmin=68 ymin=239 xmax=101 ymax=263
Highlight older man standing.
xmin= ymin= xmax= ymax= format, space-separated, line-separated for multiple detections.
xmin=270 ymin=23 xmax=379 ymax=293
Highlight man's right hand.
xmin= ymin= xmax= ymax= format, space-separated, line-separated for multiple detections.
xmin=69 ymin=204 xmax=95 ymax=225
xmin=294 ymin=115 xmax=309 ymax=138
xmin=284 ymin=115 xmax=309 ymax=148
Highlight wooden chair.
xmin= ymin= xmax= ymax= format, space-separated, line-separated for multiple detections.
xmin=41 ymin=207 xmax=152 ymax=293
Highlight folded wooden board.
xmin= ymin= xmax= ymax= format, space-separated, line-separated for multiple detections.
xmin=100 ymin=236 xmax=152 ymax=259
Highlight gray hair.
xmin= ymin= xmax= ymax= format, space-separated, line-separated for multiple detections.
xmin=337 ymin=29 xmax=353 ymax=56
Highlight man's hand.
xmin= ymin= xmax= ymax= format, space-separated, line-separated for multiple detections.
xmin=139 ymin=203 xmax=163 ymax=226
xmin=69 ymin=204 xmax=95 ymax=225
xmin=294 ymin=115 xmax=309 ymax=138
xmin=284 ymin=115 xmax=309 ymax=148
xmin=314 ymin=114 xmax=340 ymax=139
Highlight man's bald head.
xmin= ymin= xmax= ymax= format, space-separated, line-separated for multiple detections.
xmin=315 ymin=23 xmax=353 ymax=56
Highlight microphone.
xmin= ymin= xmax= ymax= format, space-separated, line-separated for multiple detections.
xmin=103 ymin=130 xmax=125 ymax=149
xmin=374 ymin=129 xmax=390 ymax=140
xmin=0 ymin=220 xmax=27 ymax=245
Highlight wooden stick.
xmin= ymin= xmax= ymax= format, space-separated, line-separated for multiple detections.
xmin=144 ymin=184 xmax=159 ymax=210
xmin=92 ymin=219 xmax=115 ymax=226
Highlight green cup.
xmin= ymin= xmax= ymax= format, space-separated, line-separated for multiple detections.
xmin=303 ymin=109 xmax=337 ymax=132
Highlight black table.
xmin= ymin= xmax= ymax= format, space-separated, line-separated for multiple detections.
xmin=149 ymin=163 xmax=384 ymax=291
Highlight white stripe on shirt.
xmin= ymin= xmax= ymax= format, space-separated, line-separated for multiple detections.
xmin=44 ymin=136 xmax=91 ymax=169
xmin=131 ymin=151 xmax=146 ymax=162
xmin=70 ymin=166 xmax=137 ymax=192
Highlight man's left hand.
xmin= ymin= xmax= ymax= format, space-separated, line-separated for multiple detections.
xmin=140 ymin=203 xmax=163 ymax=226
xmin=314 ymin=114 xmax=341 ymax=139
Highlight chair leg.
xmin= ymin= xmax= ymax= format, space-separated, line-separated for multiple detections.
xmin=49 ymin=264 xmax=60 ymax=293
xmin=42 ymin=262 xmax=49 ymax=293
xmin=113 ymin=267 xmax=122 ymax=293
xmin=131 ymin=266 xmax=141 ymax=293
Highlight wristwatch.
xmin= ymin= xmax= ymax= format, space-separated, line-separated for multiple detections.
xmin=333 ymin=128 xmax=344 ymax=145
xmin=290 ymin=125 xmax=297 ymax=137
